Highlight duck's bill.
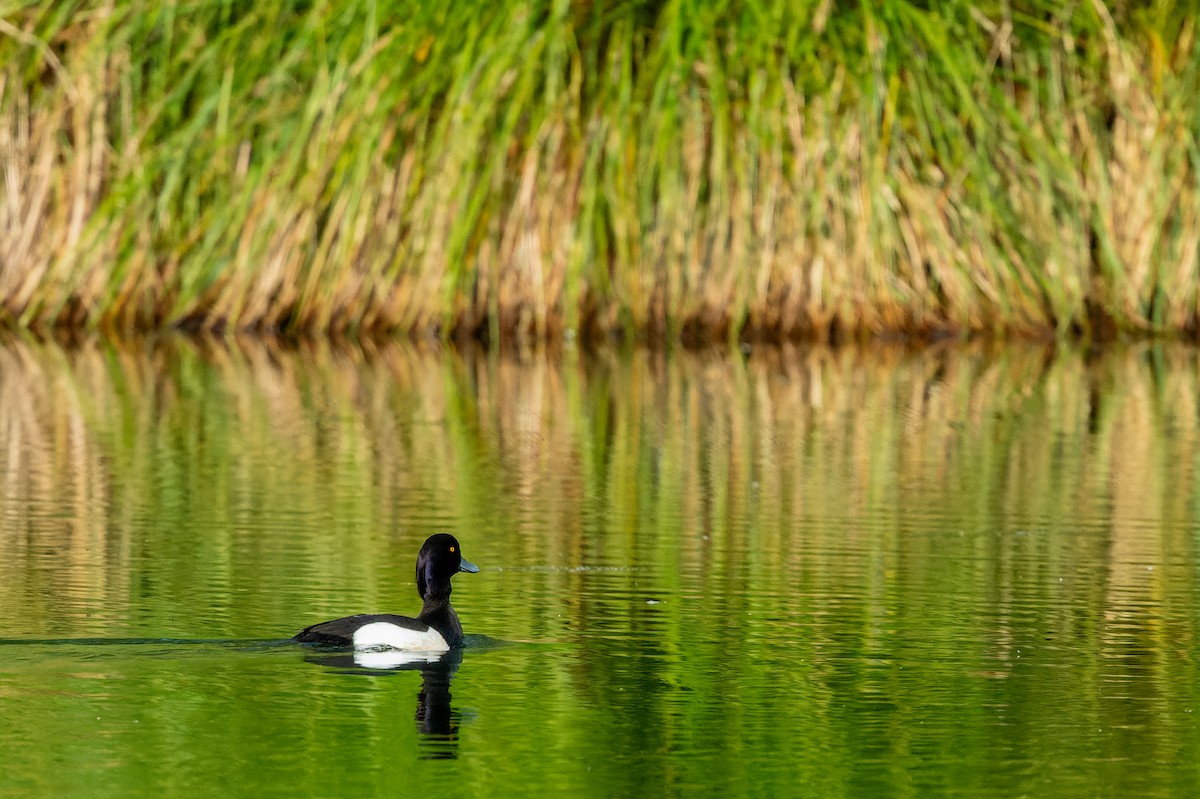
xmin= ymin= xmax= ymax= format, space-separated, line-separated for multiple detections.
xmin=459 ymin=558 xmax=480 ymax=573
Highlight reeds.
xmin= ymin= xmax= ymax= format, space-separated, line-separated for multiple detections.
xmin=2 ymin=1 xmax=1199 ymax=341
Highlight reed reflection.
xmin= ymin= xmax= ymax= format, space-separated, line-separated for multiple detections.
xmin=2 ymin=333 xmax=1200 ymax=785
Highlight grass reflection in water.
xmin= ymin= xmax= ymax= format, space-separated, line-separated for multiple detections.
xmin=0 ymin=337 xmax=1198 ymax=797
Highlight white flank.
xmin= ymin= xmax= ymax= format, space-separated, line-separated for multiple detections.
xmin=352 ymin=621 xmax=450 ymax=653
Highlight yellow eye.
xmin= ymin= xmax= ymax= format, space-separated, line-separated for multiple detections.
xmin=450 ymin=546 xmax=456 ymax=552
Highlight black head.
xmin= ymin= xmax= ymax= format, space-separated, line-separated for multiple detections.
xmin=415 ymin=533 xmax=479 ymax=600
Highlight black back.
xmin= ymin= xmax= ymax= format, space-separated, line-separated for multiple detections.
xmin=293 ymin=613 xmax=430 ymax=646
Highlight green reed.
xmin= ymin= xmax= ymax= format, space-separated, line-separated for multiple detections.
xmin=2 ymin=1 xmax=1199 ymax=341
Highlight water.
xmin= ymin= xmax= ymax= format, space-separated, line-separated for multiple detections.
xmin=1 ymin=337 xmax=1199 ymax=797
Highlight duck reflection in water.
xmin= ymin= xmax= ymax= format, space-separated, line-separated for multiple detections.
xmin=305 ymin=648 xmax=465 ymax=760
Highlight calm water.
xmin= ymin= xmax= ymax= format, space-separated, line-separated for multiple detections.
xmin=1 ymin=337 xmax=1199 ymax=797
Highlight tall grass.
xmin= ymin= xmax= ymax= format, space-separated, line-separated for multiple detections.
xmin=2 ymin=1 xmax=1199 ymax=341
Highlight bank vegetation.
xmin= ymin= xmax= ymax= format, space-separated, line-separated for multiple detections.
xmin=2 ymin=1 xmax=1199 ymax=342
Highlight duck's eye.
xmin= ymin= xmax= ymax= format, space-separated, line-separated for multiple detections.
xmin=450 ymin=546 xmax=456 ymax=552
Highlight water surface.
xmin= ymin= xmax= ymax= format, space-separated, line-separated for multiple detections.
xmin=1 ymin=337 xmax=1198 ymax=797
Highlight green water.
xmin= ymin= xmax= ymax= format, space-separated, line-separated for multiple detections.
xmin=1 ymin=338 xmax=1199 ymax=797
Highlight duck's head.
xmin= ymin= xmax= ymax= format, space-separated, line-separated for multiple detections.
xmin=416 ymin=533 xmax=479 ymax=600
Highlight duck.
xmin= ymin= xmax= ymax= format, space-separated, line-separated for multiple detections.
xmin=294 ymin=533 xmax=480 ymax=651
